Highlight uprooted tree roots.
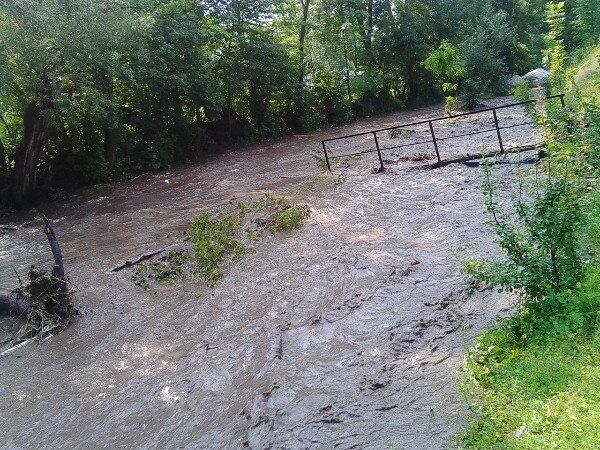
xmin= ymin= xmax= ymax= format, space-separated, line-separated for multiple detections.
xmin=0 ymin=217 xmax=74 ymax=350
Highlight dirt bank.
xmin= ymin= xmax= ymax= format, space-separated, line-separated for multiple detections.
xmin=0 ymin=98 xmax=535 ymax=448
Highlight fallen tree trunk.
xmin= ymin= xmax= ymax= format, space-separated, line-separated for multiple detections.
xmin=427 ymin=144 xmax=544 ymax=169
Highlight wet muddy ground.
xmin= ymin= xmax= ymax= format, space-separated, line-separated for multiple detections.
xmin=0 ymin=97 xmax=538 ymax=448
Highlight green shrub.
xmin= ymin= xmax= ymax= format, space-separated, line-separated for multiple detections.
xmin=512 ymin=79 xmax=534 ymax=103
xmin=145 ymin=137 xmax=175 ymax=171
xmin=185 ymin=195 xmax=310 ymax=286
xmin=445 ymin=95 xmax=459 ymax=115
xmin=465 ymin=165 xmax=585 ymax=300
xmin=423 ymin=41 xmax=465 ymax=95
xmin=313 ymin=71 xmax=353 ymax=125
xmin=298 ymin=107 xmax=327 ymax=133
xmin=463 ymin=162 xmax=593 ymax=342
xmin=458 ymin=8 xmax=514 ymax=107
xmin=576 ymin=0 xmax=600 ymax=45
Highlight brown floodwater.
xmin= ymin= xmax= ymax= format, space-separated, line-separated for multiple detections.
xmin=0 ymin=98 xmax=538 ymax=448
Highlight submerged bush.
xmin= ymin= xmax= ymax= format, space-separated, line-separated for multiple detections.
xmin=189 ymin=214 xmax=246 ymax=287
xmin=269 ymin=204 xmax=310 ymax=232
xmin=131 ymin=250 xmax=188 ymax=290
xmin=128 ymin=195 xmax=311 ymax=290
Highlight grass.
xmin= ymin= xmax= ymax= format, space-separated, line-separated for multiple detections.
xmin=458 ymin=266 xmax=600 ymax=449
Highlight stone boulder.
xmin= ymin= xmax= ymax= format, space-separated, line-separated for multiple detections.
xmin=522 ymin=68 xmax=551 ymax=86
xmin=508 ymin=74 xmax=524 ymax=88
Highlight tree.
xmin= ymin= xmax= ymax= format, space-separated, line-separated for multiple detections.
xmin=423 ymin=41 xmax=465 ymax=113
xmin=0 ymin=0 xmax=570 ymax=207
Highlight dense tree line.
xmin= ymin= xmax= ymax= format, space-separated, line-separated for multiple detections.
xmin=0 ymin=0 xmax=596 ymax=207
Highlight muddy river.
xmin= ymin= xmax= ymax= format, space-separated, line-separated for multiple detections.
xmin=0 ymin=98 xmax=539 ymax=448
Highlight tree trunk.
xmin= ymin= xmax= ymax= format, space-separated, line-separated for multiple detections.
xmin=10 ymin=102 xmax=52 ymax=207
xmin=0 ymin=136 xmax=6 ymax=171
xmin=249 ymin=81 xmax=269 ymax=130
xmin=104 ymin=127 xmax=118 ymax=173
xmin=298 ymin=0 xmax=311 ymax=87
xmin=363 ymin=0 xmax=374 ymax=66
xmin=101 ymin=73 xmax=118 ymax=173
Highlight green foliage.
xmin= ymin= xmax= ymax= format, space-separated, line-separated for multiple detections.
xmin=571 ymin=43 xmax=600 ymax=103
xmin=459 ymin=266 xmax=600 ymax=449
xmin=460 ymin=36 xmax=509 ymax=107
xmin=457 ymin=4 xmax=523 ymax=107
xmin=291 ymin=91 xmax=327 ymax=133
xmin=423 ymin=41 xmax=466 ymax=88
xmin=189 ymin=213 xmax=246 ymax=287
xmin=131 ymin=251 xmax=188 ymax=290
xmin=464 ymin=165 xmax=586 ymax=306
xmin=460 ymin=42 xmax=600 ymax=448
xmin=268 ymin=204 xmax=310 ymax=231
xmin=313 ymin=70 xmax=353 ymax=125
xmin=464 ymin=82 xmax=599 ymax=340
xmin=187 ymin=194 xmax=309 ymax=286
xmin=512 ymin=79 xmax=534 ymax=102
xmin=0 ymin=0 xmax=573 ymax=206
xmin=444 ymin=95 xmax=459 ymax=115
xmin=544 ymin=1 xmax=568 ymax=91
xmin=423 ymin=41 xmax=465 ymax=113
xmin=129 ymin=195 xmax=310 ymax=289
xmin=575 ymin=0 xmax=600 ymax=45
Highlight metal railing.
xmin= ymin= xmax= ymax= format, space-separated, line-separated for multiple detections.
xmin=320 ymin=94 xmax=565 ymax=172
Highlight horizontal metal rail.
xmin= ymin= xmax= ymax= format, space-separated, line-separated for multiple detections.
xmin=497 ymin=121 xmax=536 ymax=130
xmin=328 ymin=121 xmax=537 ymax=158
xmin=379 ymin=138 xmax=435 ymax=152
xmin=321 ymin=94 xmax=564 ymax=144
xmin=328 ymin=149 xmax=380 ymax=159
xmin=435 ymin=126 xmax=498 ymax=142
xmin=320 ymin=94 xmax=564 ymax=173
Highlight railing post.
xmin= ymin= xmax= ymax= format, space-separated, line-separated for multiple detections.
xmin=428 ymin=121 xmax=441 ymax=163
xmin=559 ymin=94 xmax=565 ymax=108
xmin=492 ymin=108 xmax=504 ymax=154
xmin=373 ymin=131 xmax=384 ymax=171
xmin=321 ymin=141 xmax=332 ymax=173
